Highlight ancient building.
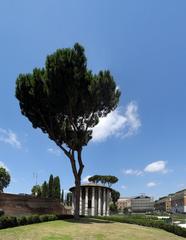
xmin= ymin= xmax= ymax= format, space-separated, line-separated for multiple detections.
xmin=69 ymin=183 xmax=112 ymax=216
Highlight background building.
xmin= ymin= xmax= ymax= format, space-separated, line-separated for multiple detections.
xmin=131 ymin=194 xmax=154 ymax=213
xmin=171 ymin=189 xmax=186 ymax=213
xmin=69 ymin=183 xmax=112 ymax=216
xmin=117 ymin=197 xmax=131 ymax=213
xmin=154 ymin=195 xmax=172 ymax=213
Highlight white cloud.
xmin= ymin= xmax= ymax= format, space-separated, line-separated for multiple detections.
xmin=92 ymin=101 xmax=141 ymax=142
xmin=0 ymin=161 xmax=9 ymax=171
xmin=47 ymin=147 xmax=61 ymax=156
xmin=121 ymin=185 xmax=127 ymax=190
xmin=147 ymin=182 xmax=157 ymax=188
xmin=0 ymin=128 xmax=21 ymax=149
xmin=82 ymin=175 xmax=92 ymax=183
xmin=123 ymin=169 xmax=143 ymax=176
xmin=144 ymin=161 xmax=167 ymax=173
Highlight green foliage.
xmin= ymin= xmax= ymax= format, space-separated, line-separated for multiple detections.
xmin=93 ymin=215 xmax=186 ymax=238
xmin=15 ymin=43 xmax=120 ymax=150
xmin=31 ymin=175 xmax=61 ymax=199
xmin=66 ymin=192 xmax=72 ymax=206
xmin=111 ymin=190 xmax=120 ymax=205
xmin=88 ymin=175 xmax=118 ymax=187
xmin=109 ymin=203 xmax=117 ymax=214
xmin=0 ymin=216 xmax=18 ymax=229
xmin=0 ymin=209 xmax=4 ymax=217
xmin=18 ymin=216 xmax=27 ymax=225
xmin=61 ymin=189 xmax=64 ymax=203
xmin=0 ymin=167 xmax=11 ymax=193
xmin=41 ymin=181 xmax=48 ymax=198
xmin=48 ymin=174 xmax=54 ymax=198
xmin=53 ymin=176 xmax=61 ymax=199
xmin=0 ymin=214 xmax=58 ymax=229
xmin=31 ymin=185 xmax=42 ymax=197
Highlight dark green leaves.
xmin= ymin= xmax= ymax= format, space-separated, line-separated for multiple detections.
xmin=0 ymin=167 xmax=11 ymax=193
xmin=15 ymin=43 xmax=120 ymax=150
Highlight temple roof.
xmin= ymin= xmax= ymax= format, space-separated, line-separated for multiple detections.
xmin=69 ymin=182 xmax=112 ymax=192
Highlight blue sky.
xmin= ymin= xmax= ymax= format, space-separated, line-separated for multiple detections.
xmin=0 ymin=0 xmax=186 ymax=199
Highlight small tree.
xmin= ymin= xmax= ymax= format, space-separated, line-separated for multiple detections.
xmin=48 ymin=174 xmax=54 ymax=198
xmin=61 ymin=189 xmax=64 ymax=203
xmin=53 ymin=176 xmax=61 ymax=199
xmin=66 ymin=192 xmax=72 ymax=206
xmin=111 ymin=190 xmax=120 ymax=205
xmin=31 ymin=185 xmax=41 ymax=197
xmin=15 ymin=43 xmax=120 ymax=219
xmin=41 ymin=181 xmax=48 ymax=198
xmin=0 ymin=167 xmax=11 ymax=193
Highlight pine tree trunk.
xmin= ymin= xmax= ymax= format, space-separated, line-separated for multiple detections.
xmin=67 ymin=148 xmax=84 ymax=220
xmin=74 ymin=178 xmax=81 ymax=219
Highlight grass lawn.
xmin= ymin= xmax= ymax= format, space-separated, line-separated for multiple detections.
xmin=0 ymin=218 xmax=185 ymax=240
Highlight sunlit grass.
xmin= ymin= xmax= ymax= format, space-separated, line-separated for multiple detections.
xmin=0 ymin=218 xmax=185 ymax=240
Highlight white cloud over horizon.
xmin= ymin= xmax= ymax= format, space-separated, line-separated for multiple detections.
xmin=144 ymin=161 xmax=167 ymax=173
xmin=123 ymin=169 xmax=143 ymax=176
xmin=147 ymin=182 xmax=157 ymax=188
xmin=123 ymin=160 xmax=169 ymax=177
xmin=92 ymin=101 xmax=141 ymax=142
xmin=0 ymin=128 xmax=21 ymax=149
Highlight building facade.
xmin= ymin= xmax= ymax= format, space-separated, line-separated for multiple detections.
xmin=131 ymin=195 xmax=154 ymax=213
xmin=117 ymin=197 xmax=131 ymax=212
xmin=154 ymin=195 xmax=172 ymax=213
xmin=171 ymin=189 xmax=186 ymax=213
xmin=69 ymin=183 xmax=112 ymax=216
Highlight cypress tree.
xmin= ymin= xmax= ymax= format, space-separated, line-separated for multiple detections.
xmin=61 ymin=189 xmax=64 ymax=203
xmin=53 ymin=176 xmax=61 ymax=199
xmin=41 ymin=181 xmax=48 ymax=198
xmin=48 ymin=174 xmax=54 ymax=198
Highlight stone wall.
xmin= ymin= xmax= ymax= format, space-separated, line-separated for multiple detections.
xmin=0 ymin=193 xmax=71 ymax=216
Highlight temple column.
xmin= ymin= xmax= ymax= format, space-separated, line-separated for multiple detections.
xmin=91 ymin=187 xmax=95 ymax=216
xmin=72 ymin=192 xmax=75 ymax=214
xmin=85 ymin=187 xmax=88 ymax=216
xmin=79 ymin=188 xmax=82 ymax=215
xmin=103 ymin=188 xmax=106 ymax=216
xmin=106 ymin=189 xmax=110 ymax=216
xmin=98 ymin=187 xmax=101 ymax=215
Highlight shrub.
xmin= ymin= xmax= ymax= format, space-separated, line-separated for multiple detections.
xmin=0 ymin=216 xmax=18 ymax=229
xmin=0 ymin=214 xmax=71 ymax=230
xmin=31 ymin=214 xmax=41 ymax=223
xmin=18 ymin=216 xmax=27 ymax=226
xmin=0 ymin=209 xmax=4 ymax=217
xmin=39 ymin=214 xmax=49 ymax=222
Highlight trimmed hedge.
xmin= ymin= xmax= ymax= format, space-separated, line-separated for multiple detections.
xmin=93 ymin=216 xmax=186 ymax=238
xmin=0 ymin=214 xmax=58 ymax=230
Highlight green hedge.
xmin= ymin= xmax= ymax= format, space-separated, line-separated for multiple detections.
xmin=93 ymin=216 xmax=186 ymax=238
xmin=0 ymin=214 xmax=58 ymax=230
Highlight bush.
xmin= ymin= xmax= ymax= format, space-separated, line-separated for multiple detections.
xmin=0 ymin=214 xmax=59 ymax=229
xmin=39 ymin=214 xmax=49 ymax=222
xmin=0 ymin=209 xmax=4 ymax=217
xmin=0 ymin=216 xmax=18 ymax=229
xmin=31 ymin=214 xmax=41 ymax=223
xmin=18 ymin=216 xmax=27 ymax=226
